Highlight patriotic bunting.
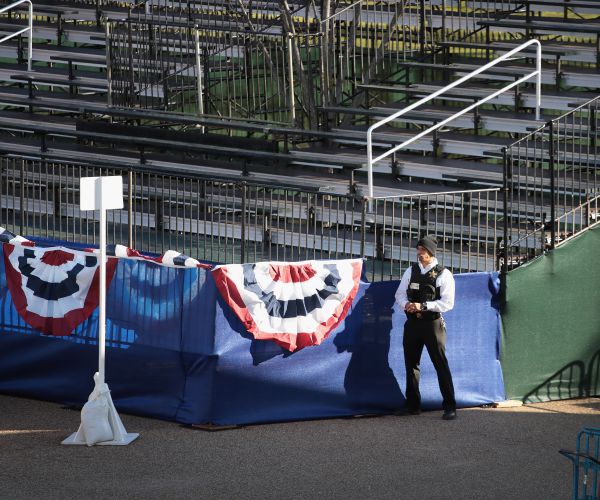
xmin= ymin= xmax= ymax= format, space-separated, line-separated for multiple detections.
xmin=0 ymin=227 xmax=210 ymax=336
xmin=3 ymin=243 xmax=116 ymax=336
xmin=212 ymin=259 xmax=362 ymax=352
xmin=100 ymin=244 xmax=211 ymax=269
xmin=1 ymin=227 xmax=362 ymax=350
xmin=0 ymin=227 xmax=32 ymax=245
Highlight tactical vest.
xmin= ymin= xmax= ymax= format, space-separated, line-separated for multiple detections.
xmin=405 ymin=263 xmax=444 ymax=320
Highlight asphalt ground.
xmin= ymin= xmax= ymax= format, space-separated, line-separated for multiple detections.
xmin=0 ymin=395 xmax=598 ymax=500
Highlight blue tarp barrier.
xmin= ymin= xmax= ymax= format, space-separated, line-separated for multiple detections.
xmin=0 ymin=243 xmax=504 ymax=425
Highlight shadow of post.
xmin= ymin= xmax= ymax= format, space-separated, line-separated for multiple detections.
xmin=523 ymin=345 xmax=600 ymax=403
xmin=334 ymin=284 xmax=404 ymax=411
xmin=586 ymin=348 xmax=600 ymax=397
xmin=523 ymin=361 xmax=586 ymax=403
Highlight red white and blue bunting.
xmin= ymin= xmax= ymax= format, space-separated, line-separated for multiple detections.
xmin=212 ymin=259 xmax=362 ymax=352
xmin=0 ymin=228 xmax=210 ymax=336
xmin=100 ymin=244 xmax=211 ymax=269
xmin=1 ymin=227 xmax=362 ymax=348
xmin=3 ymin=243 xmax=116 ymax=336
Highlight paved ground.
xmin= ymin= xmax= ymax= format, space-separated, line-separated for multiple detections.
xmin=0 ymin=395 xmax=598 ymax=499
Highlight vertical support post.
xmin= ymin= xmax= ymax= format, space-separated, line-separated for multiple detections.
xmin=287 ymin=33 xmax=296 ymax=125
xmin=128 ymin=170 xmax=133 ymax=248
xmin=441 ymin=0 xmax=447 ymax=44
xmin=502 ymin=148 xmax=510 ymax=274
xmin=95 ymin=0 xmax=102 ymax=27
xmin=57 ymin=13 xmax=63 ymax=47
xmin=360 ymin=198 xmax=367 ymax=259
xmin=367 ymin=128 xmax=373 ymax=211
xmin=500 ymin=148 xmax=509 ymax=305
xmin=53 ymin=185 xmax=61 ymax=219
xmin=203 ymin=47 xmax=210 ymax=119
xmin=19 ymin=159 xmax=25 ymax=236
xmin=320 ymin=20 xmax=329 ymax=110
xmin=106 ymin=22 xmax=112 ymax=107
xmin=419 ymin=0 xmax=426 ymax=59
xmin=591 ymin=106 xmax=597 ymax=150
xmin=535 ymin=40 xmax=541 ymax=120
xmin=27 ymin=0 xmax=32 ymax=72
xmin=240 ymin=182 xmax=247 ymax=264
xmin=63 ymin=176 xmax=137 ymax=447
xmin=584 ymin=194 xmax=590 ymax=229
xmin=127 ymin=16 xmax=135 ymax=107
xmin=98 ymin=202 xmax=107 ymax=385
xmin=548 ymin=120 xmax=556 ymax=249
xmin=194 ymin=27 xmax=205 ymax=128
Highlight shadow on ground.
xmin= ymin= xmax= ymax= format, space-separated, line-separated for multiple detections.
xmin=0 ymin=395 xmax=598 ymax=499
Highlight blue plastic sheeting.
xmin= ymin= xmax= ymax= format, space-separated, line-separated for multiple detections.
xmin=212 ymin=274 xmax=505 ymax=425
xmin=0 ymin=244 xmax=504 ymax=425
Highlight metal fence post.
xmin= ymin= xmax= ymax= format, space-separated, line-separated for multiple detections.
xmin=106 ymin=22 xmax=112 ymax=107
xmin=360 ymin=198 xmax=367 ymax=258
xmin=128 ymin=170 xmax=133 ymax=248
xmin=53 ymin=185 xmax=61 ymax=220
xmin=287 ymin=33 xmax=296 ymax=125
xmin=500 ymin=148 xmax=509 ymax=306
xmin=194 ymin=27 xmax=205 ymax=124
xmin=19 ymin=159 xmax=25 ymax=236
xmin=419 ymin=0 xmax=426 ymax=59
xmin=240 ymin=182 xmax=247 ymax=264
xmin=501 ymin=147 xmax=509 ymax=275
xmin=548 ymin=120 xmax=556 ymax=249
xmin=127 ymin=16 xmax=135 ymax=107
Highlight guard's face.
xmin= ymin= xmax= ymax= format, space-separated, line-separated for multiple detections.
xmin=417 ymin=245 xmax=434 ymax=267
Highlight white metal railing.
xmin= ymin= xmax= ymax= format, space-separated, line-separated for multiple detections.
xmin=366 ymin=38 xmax=542 ymax=203
xmin=0 ymin=0 xmax=33 ymax=71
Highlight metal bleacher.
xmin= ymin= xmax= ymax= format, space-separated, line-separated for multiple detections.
xmin=0 ymin=0 xmax=597 ymax=279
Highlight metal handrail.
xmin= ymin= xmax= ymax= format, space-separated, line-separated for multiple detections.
xmin=320 ymin=0 xmax=362 ymax=23
xmin=554 ymin=194 xmax=600 ymax=248
xmin=367 ymin=187 xmax=500 ymax=201
xmin=366 ymin=38 xmax=542 ymax=202
xmin=0 ymin=0 xmax=33 ymax=72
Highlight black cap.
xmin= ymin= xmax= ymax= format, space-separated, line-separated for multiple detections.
xmin=417 ymin=235 xmax=437 ymax=256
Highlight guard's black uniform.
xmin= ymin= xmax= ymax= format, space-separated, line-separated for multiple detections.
xmin=403 ymin=263 xmax=456 ymax=413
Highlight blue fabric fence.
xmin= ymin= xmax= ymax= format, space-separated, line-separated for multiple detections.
xmin=0 ymin=244 xmax=504 ymax=425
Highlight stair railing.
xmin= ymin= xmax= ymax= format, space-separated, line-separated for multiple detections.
xmin=0 ymin=0 xmax=33 ymax=71
xmin=366 ymin=38 xmax=542 ymax=203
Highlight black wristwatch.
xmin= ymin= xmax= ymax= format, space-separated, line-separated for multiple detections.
xmin=421 ymin=302 xmax=427 ymax=311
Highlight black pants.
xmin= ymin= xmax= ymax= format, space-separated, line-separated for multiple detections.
xmin=403 ymin=317 xmax=456 ymax=412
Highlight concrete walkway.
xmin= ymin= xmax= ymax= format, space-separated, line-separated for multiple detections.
xmin=0 ymin=395 xmax=598 ymax=499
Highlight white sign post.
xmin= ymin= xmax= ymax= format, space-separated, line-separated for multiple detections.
xmin=62 ymin=176 xmax=139 ymax=446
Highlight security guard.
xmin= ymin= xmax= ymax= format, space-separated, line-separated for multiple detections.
xmin=395 ymin=235 xmax=457 ymax=420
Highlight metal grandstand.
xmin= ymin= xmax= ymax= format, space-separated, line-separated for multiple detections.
xmin=0 ymin=0 xmax=597 ymax=280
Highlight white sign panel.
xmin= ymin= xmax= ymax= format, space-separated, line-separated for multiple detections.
xmin=80 ymin=176 xmax=124 ymax=211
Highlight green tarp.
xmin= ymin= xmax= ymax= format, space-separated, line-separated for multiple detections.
xmin=501 ymin=226 xmax=600 ymax=401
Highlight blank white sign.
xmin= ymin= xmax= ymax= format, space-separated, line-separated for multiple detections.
xmin=80 ymin=176 xmax=124 ymax=211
